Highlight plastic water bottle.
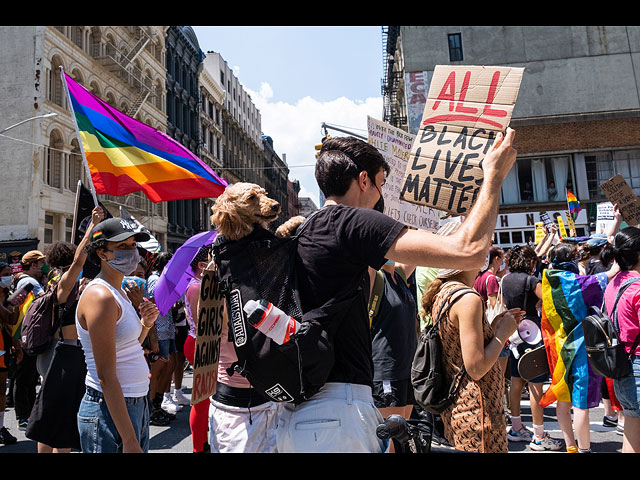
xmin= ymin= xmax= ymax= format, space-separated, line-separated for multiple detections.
xmin=243 ymin=299 xmax=300 ymax=345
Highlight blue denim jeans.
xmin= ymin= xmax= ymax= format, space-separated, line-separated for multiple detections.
xmin=77 ymin=386 xmax=150 ymax=453
xmin=614 ymin=355 xmax=640 ymax=418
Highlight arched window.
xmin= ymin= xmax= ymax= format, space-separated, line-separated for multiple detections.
xmin=68 ymin=140 xmax=83 ymax=192
xmin=48 ymin=56 xmax=65 ymax=107
xmin=44 ymin=130 xmax=63 ymax=188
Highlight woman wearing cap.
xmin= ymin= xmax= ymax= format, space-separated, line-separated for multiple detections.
xmin=420 ymin=221 xmax=524 ymax=453
xmin=75 ymin=217 xmax=159 ymax=453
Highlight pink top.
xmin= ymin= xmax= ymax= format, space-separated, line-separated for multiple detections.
xmin=473 ymin=270 xmax=500 ymax=303
xmin=217 ymin=311 xmax=251 ymax=388
xmin=604 ymin=271 xmax=640 ymax=356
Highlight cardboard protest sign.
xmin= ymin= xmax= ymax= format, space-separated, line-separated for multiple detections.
xmin=600 ymin=174 xmax=640 ymax=226
xmin=367 ymin=116 xmax=440 ymax=232
xmin=401 ymin=65 xmax=524 ymax=215
xmin=191 ymin=268 xmax=224 ymax=406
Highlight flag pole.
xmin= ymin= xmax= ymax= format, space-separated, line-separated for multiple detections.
xmin=71 ymin=179 xmax=81 ymax=244
xmin=59 ymin=66 xmax=98 ymax=207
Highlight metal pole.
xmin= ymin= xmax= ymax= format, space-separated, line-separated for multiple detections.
xmin=59 ymin=66 xmax=98 ymax=207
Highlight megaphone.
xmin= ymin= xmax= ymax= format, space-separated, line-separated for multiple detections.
xmin=507 ymin=319 xmax=542 ymax=359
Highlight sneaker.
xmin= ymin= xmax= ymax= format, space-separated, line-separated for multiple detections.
xmin=161 ymin=394 xmax=183 ymax=415
xmin=602 ymin=415 xmax=618 ymax=427
xmin=507 ymin=426 xmax=533 ymax=442
xmin=172 ymin=389 xmax=190 ymax=406
xmin=617 ymin=424 xmax=625 ymax=436
xmin=529 ymin=433 xmax=563 ymax=451
xmin=0 ymin=426 xmax=17 ymax=445
xmin=150 ymin=408 xmax=171 ymax=427
xmin=17 ymin=418 xmax=28 ymax=431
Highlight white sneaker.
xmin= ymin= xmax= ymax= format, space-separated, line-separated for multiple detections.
xmin=172 ymin=389 xmax=190 ymax=406
xmin=161 ymin=394 xmax=183 ymax=414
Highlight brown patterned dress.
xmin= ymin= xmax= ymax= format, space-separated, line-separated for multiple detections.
xmin=432 ymin=281 xmax=507 ymax=453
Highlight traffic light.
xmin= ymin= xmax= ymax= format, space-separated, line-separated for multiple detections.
xmin=315 ymin=134 xmax=331 ymax=158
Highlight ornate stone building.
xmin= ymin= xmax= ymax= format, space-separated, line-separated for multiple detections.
xmin=0 ymin=26 xmax=169 ymax=259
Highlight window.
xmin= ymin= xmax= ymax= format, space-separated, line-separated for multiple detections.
xmin=585 ymin=148 xmax=640 ymax=199
xmin=448 ymin=33 xmax=463 ymax=62
xmin=44 ymin=214 xmax=54 ymax=245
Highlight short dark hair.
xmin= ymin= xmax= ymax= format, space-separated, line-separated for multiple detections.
xmin=612 ymin=227 xmax=640 ymax=271
xmin=190 ymin=245 xmax=210 ymax=271
xmin=154 ymin=252 xmax=172 ymax=272
xmin=85 ymin=238 xmax=108 ymax=266
xmin=45 ymin=241 xmax=77 ymax=270
xmin=315 ymin=136 xmax=390 ymax=198
xmin=548 ymin=242 xmax=579 ymax=265
xmin=505 ymin=244 xmax=538 ymax=273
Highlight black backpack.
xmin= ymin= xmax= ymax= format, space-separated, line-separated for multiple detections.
xmin=19 ymin=279 xmax=59 ymax=356
xmin=411 ymin=286 xmax=478 ymax=414
xmin=211 ymin=218 xmax=358 ymax=404
xmin=583 ymin=277 xmax=640 ymax=379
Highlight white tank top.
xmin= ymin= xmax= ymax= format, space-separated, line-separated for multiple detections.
xmin=76 ymin=277 xmax=150 ymax=398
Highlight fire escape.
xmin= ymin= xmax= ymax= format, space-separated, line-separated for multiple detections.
xmin=381 ymin=26 xmax=406 ymax=129
xmin=94 ymin=27 xmax=154 ymax=118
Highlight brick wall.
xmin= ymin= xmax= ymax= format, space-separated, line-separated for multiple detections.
xmin=514 ymin=117 xmax=640 ymax=154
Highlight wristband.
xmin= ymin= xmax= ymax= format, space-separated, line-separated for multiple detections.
xmin=141 ymin=319 xmax=154 ymax=330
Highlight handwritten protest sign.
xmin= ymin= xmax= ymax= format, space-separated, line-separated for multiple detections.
xmin=367 ymin=116 xmax=440 ymax=232
xmin=535 ymin=222 xmax=545 ymax=244
xmin=400 ymin=65 xmax=524 ymax=215
xmin=600 ymin=174 xmax=640 ymax=226
xmin=191 ymin=268 xmax=224 ymax=406
xmin=596 ymin=202 xmax=616 ymax=234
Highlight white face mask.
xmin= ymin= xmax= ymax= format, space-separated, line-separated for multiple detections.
xmin=499 ymin=262 xmax=506 ymax=272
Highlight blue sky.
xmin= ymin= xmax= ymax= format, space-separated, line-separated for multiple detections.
xmin=192 ymin=26 xmax=385 ymax=206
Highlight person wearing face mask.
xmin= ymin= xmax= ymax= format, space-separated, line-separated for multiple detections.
xmin=11 ymin=250 xmax=49 ymax=432
xmin=75 ymin=217 xmax=159 ymax=453
xmin=277 ymin=130 xmax=518 ymax=453
xmin=24 ymin=206 xmax=104 ymax=453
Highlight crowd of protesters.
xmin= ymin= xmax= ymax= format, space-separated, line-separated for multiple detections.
xmin=1 ymin=131 xmax=640 ymax=454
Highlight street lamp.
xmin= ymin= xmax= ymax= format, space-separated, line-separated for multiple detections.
xmin=0 ymin=112 xmax=58 ymax=135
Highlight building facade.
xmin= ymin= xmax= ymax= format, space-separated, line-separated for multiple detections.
xmin=262 ymin=136 xmax=289 ymax=228
xmin=383 ymin=25 xmax=640 ymax=247
xmin=202 ymin=51 xmax=264 ymax=187
xmin=0 ymin=25 xmax=169 ymax=260
xmin=165 ymin=26 xmax=206 ymax=251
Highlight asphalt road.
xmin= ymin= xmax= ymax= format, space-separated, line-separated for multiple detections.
xmin=1 ymin=374 xmax=626 ymax=454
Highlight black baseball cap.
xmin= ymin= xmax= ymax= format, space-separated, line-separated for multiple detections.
xmin=91 ymin=217 xmax=150 ymax=243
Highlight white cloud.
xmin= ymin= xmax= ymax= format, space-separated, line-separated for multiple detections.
xmin=247 ymin=83 xmax=384 ymax=208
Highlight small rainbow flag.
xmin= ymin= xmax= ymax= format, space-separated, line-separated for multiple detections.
xmin=62 ymin=72 xmax=227 ymax=203
xmin=11 ymin=290 xmax=36 ymax=340
xmin=540 ymin=269 xmax=604 ymax=409
xmin=566 ymin=189 xmax=581 ymax=221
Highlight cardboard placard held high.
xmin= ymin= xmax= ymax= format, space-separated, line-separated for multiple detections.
xmin=400 ymin=65 xmax=524 ymax=215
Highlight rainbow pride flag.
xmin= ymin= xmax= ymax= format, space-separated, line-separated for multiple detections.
xmin=11 ymin=290 xmax=35 ymax=340
xmin=540 ymin=269 xmax=604 ymax=408
xmin=566 ymin=189 xmax=581 ymax=221
xmin=63 ymin=72 xmax=227 ymax=203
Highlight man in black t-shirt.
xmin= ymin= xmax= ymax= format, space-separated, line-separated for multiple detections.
xmin=276 ymin=130 xmax=518 ymax=453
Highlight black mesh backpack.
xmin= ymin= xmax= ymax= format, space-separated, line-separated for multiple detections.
xmin=211 ymin=217 xmax=358 ymax=404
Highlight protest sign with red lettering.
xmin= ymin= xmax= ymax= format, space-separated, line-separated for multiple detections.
xmin=191 ymin=268 xmax=224 ymax=406
xmin=400 ymin=65 xmax=524 ymax=215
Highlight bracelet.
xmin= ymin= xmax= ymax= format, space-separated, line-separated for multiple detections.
xmin=494 ymin=335 xmax=505 ymax=346
xmin=141 ymin=319 xmax=154 ymax=330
